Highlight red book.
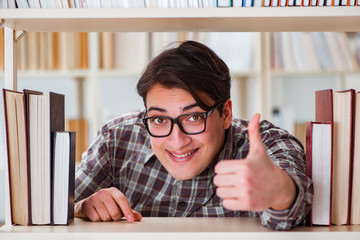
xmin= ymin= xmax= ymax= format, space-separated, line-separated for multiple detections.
xmin=315 ymin=89 xmax=333 ymax=122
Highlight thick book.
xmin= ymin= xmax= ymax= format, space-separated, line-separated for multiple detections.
xmin=306 ymin=121 xmax=333 ymax=226
xmin=3 ymin=89 xmax=30 ymax=225
xmin=27 ymin=92 xmax=51 ymax=224
xmin=52 ymin=131 xmax=76 ymax=225
xmin=350 ymin=91 xmax=360 ymax=224
xmin=23 ymin=89 xmax=43 ymax=225
xmin=332 ymin=89 xmax=355 ymax=225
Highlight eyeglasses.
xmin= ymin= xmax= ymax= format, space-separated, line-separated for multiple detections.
xmin=142 ymin=100 xmax=225 ymax=138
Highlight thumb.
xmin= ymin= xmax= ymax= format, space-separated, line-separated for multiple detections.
xmin=247 ymin=113 xmax=265 ymax=155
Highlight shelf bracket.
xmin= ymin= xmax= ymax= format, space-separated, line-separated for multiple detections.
xmin=15 ymin=30 xmax=26 ymax=42
xmin=0 ymin=19 xmax=4 ymax=28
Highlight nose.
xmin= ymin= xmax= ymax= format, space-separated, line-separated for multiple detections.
xmin=167 ymin=123 xmax=191 ymax=149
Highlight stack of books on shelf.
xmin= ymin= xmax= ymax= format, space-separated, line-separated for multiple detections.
xmin=2 ymin=88 xmax=75 ymax=225
xmin=306 ymin=89 xmax=360 ymax=226
xmin=0 ymin=0 xmax=358 ymax=8
xmin=16 ymin=32 xmax=88 ymax=71
xmin=271 ymin=32 xmax=360 ymax=73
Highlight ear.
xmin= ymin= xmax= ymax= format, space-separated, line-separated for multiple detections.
xmin=222 ymin=99 xmax=233 ymax=130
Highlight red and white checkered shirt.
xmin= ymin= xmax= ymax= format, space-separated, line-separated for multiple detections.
xmin=75 ymin=110 xmax=313 ymax=230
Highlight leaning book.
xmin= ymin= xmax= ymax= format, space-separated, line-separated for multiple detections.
xmin=52 ymin=131 xmax=76 ymax=225
xmin=3 ymin=89 xmax=30 ymax=225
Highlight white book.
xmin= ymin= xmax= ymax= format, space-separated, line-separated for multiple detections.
xmin=253 ymin=0 xmax=262 ymax=6
xmin=209 ymin=0 xmax=217 ymax=6
xmin=309 ymin=122 xmax=332 ymax=226
xmin=279 ymin=0 xmax=286 ymax=5
xmin=311 ymin=0 xmax=317 ymax=5
xmin=333 ymin=0 xmax=340 ymax=4
xmin=55 ymin=0 xmax=63 ymax=7
xmin=15 ymin=0 xmax=29 ymax=8
xmin=303 ymin=0 xmax=310 ymax=5
xmin=178 ymin=0 xmax=187 ymax=7
xmin=263 ymin=0 xmax=270 ymax=6
xmin=244 ymin=0 xmax=252 ymax=6
xmin=52 ymin=131 xmax=75 ymax=225
xmin=287 ymin=0 xmax=295 ymax=5
xmin=325 ymin=0 xmax=332 ymax=5
xmin=29 ymin=94 xmax=51 ymax=225
xmin=217 ymin=0 xmax=232 ymax=6
xmin=47 ymin=0 xmax=57 ymax=8
xmin=62 ymin=0 xmax=70 ymax=7
xmin=101 ymin=0 xmax=112 ymax=7
xmin=317 ymin=0 xmax=325 ymax=5
xmin=295 ymin=0 xmax=302 ymax=5
xmin=0 ymin=0 xmax=8 ymax=8
xmin=349 ymin=0 xmax=355 ymax=5
xmin=233 ymin=0 xmax=243 ymax=6
xmin=340 ymin=0 xmax=347 ymax=5
xmin=272 ymin=0 xmax=278 ymax=6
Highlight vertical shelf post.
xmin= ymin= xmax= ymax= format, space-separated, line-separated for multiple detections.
xmin=3 ymin=26 xmax=18 ymax=226
xmin=85 ymin=32 xmax=102 ymax=139
xmin=260 ymin=32 xmax=272 ymax=120
xmin=4 ymin=26 xmax=17 ymax=91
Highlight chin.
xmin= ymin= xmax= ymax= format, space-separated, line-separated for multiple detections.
xmin=169 ymin=170 xmax=197 ymax=181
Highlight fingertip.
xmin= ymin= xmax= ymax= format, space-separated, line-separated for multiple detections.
xmin=126 ymin=213 xmax=134 ymax=222
xmin=133 ymin=211 xmax=143 ymax=221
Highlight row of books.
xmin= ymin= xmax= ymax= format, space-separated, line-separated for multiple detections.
xmin=271 ymin=32 xmax=360 ymax=72
xmin=1 ymin=0 xmax=359 ymax=8
xmin=2 ymin=30 xmax=358 ymax=74
xmin=0 ymin=30 xmax=88 ymax=71
xmin=306 ymin=89 xmax=360 ymax=226
xmin=2 ymin=88 xmax=75 ymax=225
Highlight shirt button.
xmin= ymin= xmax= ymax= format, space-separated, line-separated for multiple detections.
xmin=179 ymin=201 xmax=186 ymax=207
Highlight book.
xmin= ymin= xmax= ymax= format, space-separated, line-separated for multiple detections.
xmin=217 ymin=0 xmax=233 ymax=6
xmin=52 ymin=131 xmax=76 ymax=225
xmin=23 ymin=89 xmax=43 ymax=225
xmin=315 ymin=89 xmax=333 ymax=122
xmin=28 ymin=93 xmax=51 ymax=224
xmin=3 ymin=89 xmax=30 ymax=225
xmin=350 ymin=91 xmax=360 ymax=224
xmin=306 ymin=122 xmax=333 ymax=226
xmin=332 ymin=89 xmax=355 ymax=225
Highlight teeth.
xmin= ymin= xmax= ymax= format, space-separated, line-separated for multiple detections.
xmin=170 ymin=149 xmax=197 ymax=158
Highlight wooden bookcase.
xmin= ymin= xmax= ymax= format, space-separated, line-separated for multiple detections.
xmin=1 ymin=6 xmax=360 ymax=231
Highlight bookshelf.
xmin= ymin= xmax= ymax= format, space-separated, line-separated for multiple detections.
xmin=1 ymin=217 xmax=360 ymax=240
xmin=1 ymin=7 xmax=360 ymax=230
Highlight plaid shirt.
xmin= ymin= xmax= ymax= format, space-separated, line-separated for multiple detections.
xmin=75 ymin=110 xmax=313 ymax=230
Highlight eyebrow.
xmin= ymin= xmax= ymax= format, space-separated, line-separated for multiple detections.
xmin=147 ymin=103 xmax=199 ymax=113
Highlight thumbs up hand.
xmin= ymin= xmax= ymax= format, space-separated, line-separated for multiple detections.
xmin=213 ymin=114 xmax=297 ymax=211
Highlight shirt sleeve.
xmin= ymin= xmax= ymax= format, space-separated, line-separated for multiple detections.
xmin=257 ymin=122 xmax=313 ymax=230
xmin=75 ymin=128 xmax=114 ymax=202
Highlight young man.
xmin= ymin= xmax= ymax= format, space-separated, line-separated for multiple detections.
xmin=74 ymin=41 xmax=313 ymax=230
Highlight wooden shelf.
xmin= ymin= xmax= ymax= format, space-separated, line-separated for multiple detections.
xmin=1 ymin=217 xmax=360 ymax=240
xmin=271 ymin=70 xmax=360 ymax=77
xmin=0 ymin=7 xmax=360 ymax=32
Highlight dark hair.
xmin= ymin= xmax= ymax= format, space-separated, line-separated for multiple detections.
xmin=136 ymin=40 xmax=231 ymax=113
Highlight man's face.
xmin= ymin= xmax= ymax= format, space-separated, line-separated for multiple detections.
xmin=145 ymin=84 xmax=232 ymax=180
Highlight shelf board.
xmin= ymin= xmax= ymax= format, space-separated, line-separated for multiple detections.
xmin=271 ymin=69 xmax=360 ymax=77
xmin=0 ymin=70 xmax=89 ymax=79
xmin=0 ymin=7 xmax=360 ymax=32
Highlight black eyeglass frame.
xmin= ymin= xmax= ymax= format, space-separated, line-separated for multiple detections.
xmin=142 ymin=99 xmax=226 ymax=138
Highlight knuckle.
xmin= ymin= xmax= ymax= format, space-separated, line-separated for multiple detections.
xmin=88 ymin=212 xmax=101 ymax=222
